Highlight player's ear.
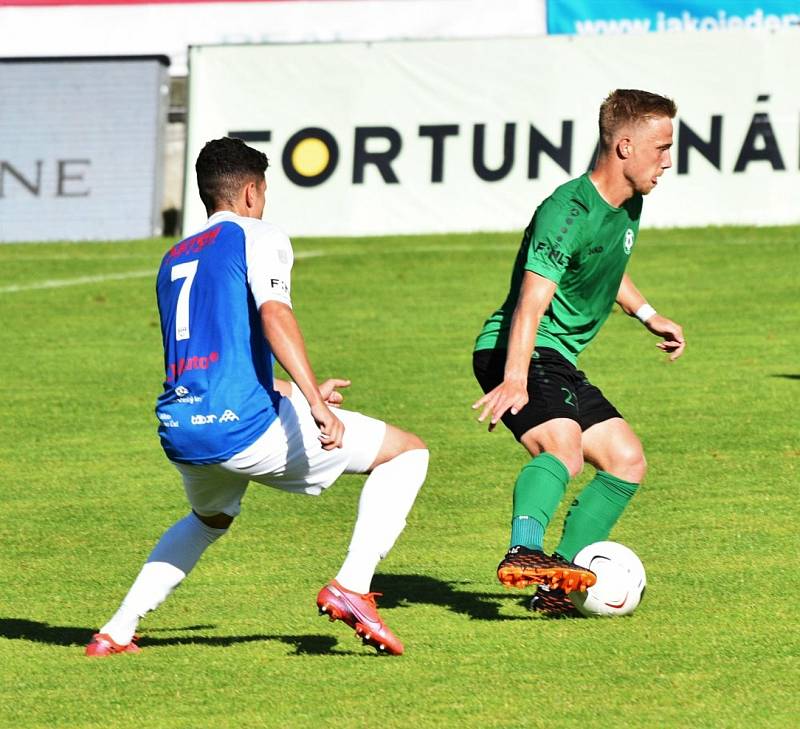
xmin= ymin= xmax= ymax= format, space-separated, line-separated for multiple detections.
xmin=617 ymin=137 xmax=632 ymax=160
xmin=244 ymin=180 xmax=257 ymax=209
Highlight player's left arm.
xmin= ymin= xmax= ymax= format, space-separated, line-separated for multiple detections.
xmin=616 ymin=273 xmax=685 ymax=361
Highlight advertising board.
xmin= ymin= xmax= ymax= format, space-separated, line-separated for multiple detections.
xmin=184 ymin=32 xmax=800 ymax=237
xmin=0 ymin=57 xmax=169 ymax=242
xmin=546 ymin=0 xmax=800 ymax=35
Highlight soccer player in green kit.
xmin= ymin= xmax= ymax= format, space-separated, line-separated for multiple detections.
xmin=472 ymin=89 xmax=686 ymax=615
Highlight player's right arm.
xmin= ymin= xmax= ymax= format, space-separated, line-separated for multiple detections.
xmin=473 ymin=271 xmax=556 ymax=429
xmin=260 ymin=303 xmax=344 ymax=449
xmin=246 ymin=222 xmax=343 ymax=449
xmin=473 ymin=195 xmax=581 ymax=429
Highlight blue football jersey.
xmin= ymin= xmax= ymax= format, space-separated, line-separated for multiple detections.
xmin=154 ymin=211 xmax=294 ymax=464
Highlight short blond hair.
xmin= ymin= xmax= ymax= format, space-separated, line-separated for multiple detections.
xmin=599 ymin=89 xmax=677 ymax=153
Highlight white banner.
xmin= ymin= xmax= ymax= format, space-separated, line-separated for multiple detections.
xmin=0 ymin=0 xmax=546 ymax=77
xmin=184 ymin=32 xmax=800 ymax=237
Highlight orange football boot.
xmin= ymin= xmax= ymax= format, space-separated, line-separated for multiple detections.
xmin=529 ymin=585 xmax=582 ymax=618
xmin=497 ymin=546 xmax=596 ymax=592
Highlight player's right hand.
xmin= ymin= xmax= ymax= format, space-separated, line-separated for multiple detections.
xmin=311 ymin=402 xmax=345 ymax=450
xmin=472 ymin=380 xmax=528 ymax=431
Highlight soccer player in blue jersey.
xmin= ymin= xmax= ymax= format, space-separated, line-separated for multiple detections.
xmin=86 ymin=137 xmax=428 ymax=657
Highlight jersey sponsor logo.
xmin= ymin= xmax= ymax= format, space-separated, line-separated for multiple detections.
xmin=190 ymin=409 xmax=239 ymax=426
xmin=269 ymin=277 xmax=289 ymax=295
xmin=158 ymin=413 xmax=180 ymax=428
xmin=173 ymin=384 xmax=203 ymax=404
xmin=624 ymin=229 xmax=635 ymax=255
xmin=168 ymin=225 xmax=222 ymax=260
xmin=176 ymin=395 xmax=203 ymax=404
xmin=533 ymin=239 xmax=569 ymax=268
xmin=191 ymin=413 xmax=218 ymax=425
xmin=167 ymin=351 xmax=220 ymax=382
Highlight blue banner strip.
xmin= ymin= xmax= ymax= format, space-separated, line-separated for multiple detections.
xmin=547 ymin=0 xmax=800 ymax=35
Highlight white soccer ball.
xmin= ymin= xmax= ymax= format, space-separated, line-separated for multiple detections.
xmin=568 ymin=541 xmax=646 ymax=617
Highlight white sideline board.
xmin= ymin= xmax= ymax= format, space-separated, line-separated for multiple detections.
xmin=184 ymin=32 xmax=800 ymax=237
xmin=0 ymin=56 xmax=169 ymax=243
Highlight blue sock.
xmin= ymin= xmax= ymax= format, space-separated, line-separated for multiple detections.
xmin=510 ymin=515 xmax=545 ymax=550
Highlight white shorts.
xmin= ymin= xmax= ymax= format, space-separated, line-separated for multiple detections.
xmin=172 ymin=387 xmax=386 ymax=517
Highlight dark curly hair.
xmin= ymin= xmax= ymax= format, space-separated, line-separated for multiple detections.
xmin=195 ymin=137 xmax=269 ymax=214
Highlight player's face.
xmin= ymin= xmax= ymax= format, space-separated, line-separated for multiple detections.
xmin=623 ymin=116 xmax=673 ymax=195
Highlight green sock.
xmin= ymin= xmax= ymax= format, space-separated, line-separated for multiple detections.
xmin=509 ymin=515 xmax=544 ymax=550
xmin=510 ymin=453 xmax=570 ymax=549
xmin=554 ymin=470 xmax=639 ymax=561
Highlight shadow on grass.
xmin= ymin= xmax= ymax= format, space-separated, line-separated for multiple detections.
xmin=771 ymin=374 xmax=800 ymax=380
xmin=0 ymin=618 xmax=361 ymax=656
xmin=0 ymin=575 xmax=535 ymax=655
xmin=372 ymin=573 xmax=529 ymax=621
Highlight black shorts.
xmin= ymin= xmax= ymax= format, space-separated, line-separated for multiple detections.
xmin=472 ymin=347 xmax=622 ymax=441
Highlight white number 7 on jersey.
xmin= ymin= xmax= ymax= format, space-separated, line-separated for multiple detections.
xmin=171 ymin=260 xmax=199 ymax=341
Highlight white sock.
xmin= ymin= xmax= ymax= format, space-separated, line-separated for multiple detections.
xmin=335 ymin=449 xmax=429 ymax=594
xmin=99 ymin=512 xmax=227 ymax=645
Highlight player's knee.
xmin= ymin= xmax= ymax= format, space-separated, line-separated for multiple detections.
xmin=540 ymin=440 xmax=583 ymax=477
xmin=630 ymin=451 xmax=647 ymax=483
xmin=611 ymin=446 xmax=647 ymax=483
xmin=194 ymin=511 xmax=235 ymax=530
xmin=561 ymin=453 xmax=584 ymax=478
xmin=403 ymin=431 xmax=427 ymax=453
xmin=387 ymin=426 xmax=426 ymax=456
xmin=369 ymin=426 xmax=427 ymax=471
xmin=524 ymin=442 xmax=583 ymax=477
xmin=521 ymin=420 xmax=582 ymax=477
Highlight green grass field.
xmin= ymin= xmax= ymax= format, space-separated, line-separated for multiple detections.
xmin=0 ymin=226 xmax=797 ymax=728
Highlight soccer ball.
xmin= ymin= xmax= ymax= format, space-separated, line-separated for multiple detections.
xmin=568 ymin=541 xmax=646 ymax=617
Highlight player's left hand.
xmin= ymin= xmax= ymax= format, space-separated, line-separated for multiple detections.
xmin=319 ymin=378 xmax=351 ymax=407
xmin=645 ymin=315 xmax=685 ymax=361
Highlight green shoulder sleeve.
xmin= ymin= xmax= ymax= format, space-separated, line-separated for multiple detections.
xmin=523 ymin=196 xmax=587 ymax=284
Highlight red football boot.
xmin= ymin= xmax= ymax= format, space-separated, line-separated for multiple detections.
xmin=85 ymin=633 xmax=141 ymax=657
xmin=316 ymin=580 xmax=404 ymax=656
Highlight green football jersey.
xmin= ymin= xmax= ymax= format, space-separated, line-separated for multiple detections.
xmin=474 ymin=174 xmax=643 ymax=364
